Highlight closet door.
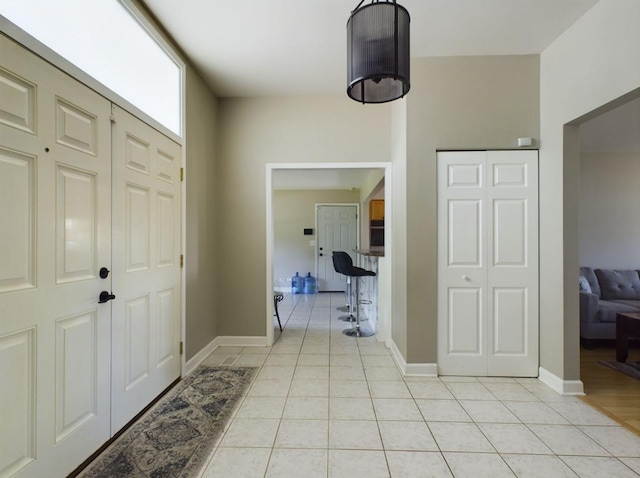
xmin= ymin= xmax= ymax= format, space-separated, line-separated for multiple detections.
xmin=0 ymin=35 xmax=112 ymax=477
xmin=110 ymin=105 xmax=182 ymax=432
xmin=437 ymin=152 xmax=488 ymax=376
xmin=437 ymin=151 xmax=538 ymax=377
xmin=487 ymin=150 xmax=538 ymax=376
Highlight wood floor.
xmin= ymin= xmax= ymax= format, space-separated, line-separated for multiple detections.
xmin=580 ymin=344 xmax=640 ymax=435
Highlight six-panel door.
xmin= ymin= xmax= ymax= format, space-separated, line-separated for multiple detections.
xmin=0 ymin=35 xmax=112 ymax=478
xmin=316 ymin=205 xmax=358 ymax=292
xmin=437 ymin=150 xmax=539 ymax=377
xmin=110 ymin=105 xmax=182 ymax=433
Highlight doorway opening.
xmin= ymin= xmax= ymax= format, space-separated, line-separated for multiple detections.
xmin=265 ymin=162 xmax=392 ymax=346
xmin=572 ymin=92 xmax=640 ymax=432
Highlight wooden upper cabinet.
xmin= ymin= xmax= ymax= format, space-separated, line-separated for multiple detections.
xmin=370 ymin=199 xmax=385 ymax=220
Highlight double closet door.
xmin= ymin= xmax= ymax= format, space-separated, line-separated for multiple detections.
xmin=0 ymin=35 xmax=181 ymax=478
xmin=437 ymin=150 xmax=538 ymax=377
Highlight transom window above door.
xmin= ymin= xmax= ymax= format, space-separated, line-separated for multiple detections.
xmin=1 ymin=0 xmax=183 ymax=137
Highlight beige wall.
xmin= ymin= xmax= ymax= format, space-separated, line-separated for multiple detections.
xmin=273 ymin=189 xmax=361 ymax=288
xmin=390 ymin=100 xmax=408 ymax=356
xmin=184 ymin=65 xmax=219 ymax=360
xmin=540 ymin=0 xmax=640 ymax=380
xmin=216 ymin=97 xmax=391 ymax=336
xmin=579 ymin=153 xmax=640 ymax=269
xmin=404 ymin=55 xmax=540 ymax=363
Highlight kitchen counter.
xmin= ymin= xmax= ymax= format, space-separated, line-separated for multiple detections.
xmin=350 ymin=249 xmax=384 ymax=335
xmin=353 ymin=248 xmax=385 ymax=257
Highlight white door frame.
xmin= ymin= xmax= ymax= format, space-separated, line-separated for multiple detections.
xmin=266 ymin=162 xmax=393 ymax=346
xmin=315 ymin=203 xmax=360 ymax=291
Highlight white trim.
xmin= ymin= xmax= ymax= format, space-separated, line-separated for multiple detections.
xmin=405 ymin=363 xmax=439 ymax=377
xmin=389 ymin=339 xmax=407 ymax=373
xmin=215 ymin=336 xmax=270 ymax=347
xmin=266 ymin=166 xmax=275 ymax=346
xmin=538 ymin=367 xmax=585 ymax=396
xmin=180 ymin=118 xmax=186 ymax=376
xmin=389 ymin=339 xmax=438 ymax=377
xmin=183 ymin=335 xmax=270 ymax=375
xmin=183 ymin=337 xmax=220 ymax=376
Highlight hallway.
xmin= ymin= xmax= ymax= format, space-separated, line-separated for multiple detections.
xmin=197 ymin=293 xmax=640 ymax=477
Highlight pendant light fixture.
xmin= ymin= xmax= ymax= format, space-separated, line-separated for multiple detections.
xmin=347 ymin=0 xmax=410 ymax=104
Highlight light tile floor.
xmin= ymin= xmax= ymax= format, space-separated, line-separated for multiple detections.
xmin=198 ymin=293 xmax=640 ymax=477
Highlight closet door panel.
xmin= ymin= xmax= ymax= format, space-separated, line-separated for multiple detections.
xmin=487 ymin=150 xmax=538 ymax=377
xmin=437 ymin=151 xmax=488 ymax=376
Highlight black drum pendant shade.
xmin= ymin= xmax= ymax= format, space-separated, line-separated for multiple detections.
xmin=347 ymin=0 xmax=410 ymax=104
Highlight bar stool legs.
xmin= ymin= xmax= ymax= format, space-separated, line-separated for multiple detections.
xmin=338 ymin=277 xmax=355 ymax=322
xmin=337 ymin=276 xmax=350 ymax=312
xmin=343 ymin=277 xmax=374 ymax=338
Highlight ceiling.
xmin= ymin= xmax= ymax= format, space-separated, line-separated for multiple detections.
xmin=141 ymin=0 xmax=638 ymax=187
xmin=143 ymin=0 xmax=598 ymax=98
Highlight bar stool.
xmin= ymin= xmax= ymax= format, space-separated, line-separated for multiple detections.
xmin=273 ymin=291 xmax=284 ymax=331
xmin=332 ymin=252 xmax=355 ymax=322
xmin=332 ymin=251 xmax=376 ymax=337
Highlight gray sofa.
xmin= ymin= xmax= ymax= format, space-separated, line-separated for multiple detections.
xmin=580 ymin=267 xmax=640 ymax=344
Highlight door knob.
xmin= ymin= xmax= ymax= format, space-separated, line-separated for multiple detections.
xmin=99 ymin=267 xmax=110 ymax=279
xmin=462 ymin=275 xmax=470 ymax=281
xmin=98 ymin=291 xmax=116 ymax=303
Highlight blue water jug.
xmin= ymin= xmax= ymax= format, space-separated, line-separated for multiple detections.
xmin=303 ymin=273 xmax=317 ymax=294
xmin=292 ymin=272 xmax=304 ymax=294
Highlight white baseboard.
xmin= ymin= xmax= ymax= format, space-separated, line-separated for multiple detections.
xmin=389 ymin=339 xmax=407 ymax=373
xmin=405 ymin=362 xmax=438 ymax=377
xmin=215 ymin=336 xmax=269 ymax=347
xmin=184 ymin=337 xmax=219 ymax=376
xmin=539 ymin=367 xmax=585 ymax=396
xmin=388 ymin=339 xmax=438 ymax=377
xmin=183 ymin=336 xmax=269 ymax=376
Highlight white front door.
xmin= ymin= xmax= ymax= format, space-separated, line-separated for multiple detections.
xmin=316 ymin=205 xmax=358 ymax=291
xmin=0 ymin=35 xmax=112 ymax=477
xmin=437 ymin=150 xmax=538 ymax=377
xmin=110 ymin=105 xmax=182 ymax=432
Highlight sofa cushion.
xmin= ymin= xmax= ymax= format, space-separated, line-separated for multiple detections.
xmin=578 ymin=276 xmax=592 ymax=293
xmin=580 ymin=267 xmax=601 ymax=298
xmin=597 ymin=300 xmax=640 ymax=323
xmin=608 ymin=299 xmax=640 ymax=309
xmin=595 ymin=269 xmax=640 ymax=300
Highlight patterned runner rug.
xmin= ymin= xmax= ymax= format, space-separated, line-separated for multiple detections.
xmin=79 ymin=366 xmax=257 ymax=478
xmin=599 ymin=360 xmax=640 ymax=380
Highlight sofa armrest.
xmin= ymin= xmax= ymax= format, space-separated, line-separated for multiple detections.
xmin=580 ymin=291 xmax=599 ymax=323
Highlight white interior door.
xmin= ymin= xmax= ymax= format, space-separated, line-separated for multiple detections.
xmin=0 ymin=35 xmax=112 ymax=477
xmin=111 ymin=105 xmax=182 ymax=432
xmin=438 ymin=151 xmax=538 ymax=377
xmin=437 ymin=152 xmax=488 ymax=375
xmin=486 ymin=150 xmax=538 ymax=376
xmin=316 ymin=205 xmax=358 ymax=291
